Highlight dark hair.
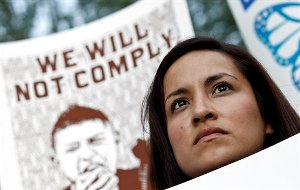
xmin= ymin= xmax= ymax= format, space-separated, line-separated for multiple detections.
xmin=51 ymin=104 xmax=109 ymax=150
xmin=142 ymin=36 xmax=300 ymax=189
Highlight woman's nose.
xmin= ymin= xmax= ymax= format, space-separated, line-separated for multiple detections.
xmin=192 ymin=99 xmax=217 ymax=126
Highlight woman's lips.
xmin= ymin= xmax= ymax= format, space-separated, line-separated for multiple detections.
xmin=193 ymin=127 xmax=227 ymax=145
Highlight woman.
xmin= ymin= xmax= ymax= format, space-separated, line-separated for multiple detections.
xmin=141 ymin=37 xmax=300 ymax=189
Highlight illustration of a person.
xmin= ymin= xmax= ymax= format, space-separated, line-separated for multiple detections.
xmin=51 ymin=105 xmax=149 ymax=190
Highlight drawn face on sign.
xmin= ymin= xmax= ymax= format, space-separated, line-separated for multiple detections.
xmin=54 ymin=119 xmax=118 ymax=184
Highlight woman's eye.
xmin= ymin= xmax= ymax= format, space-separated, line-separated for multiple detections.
xmin=171 ymin=99 xmax=189 ymax=111
xmin=213 ymin=83 xmax=231 ymax=94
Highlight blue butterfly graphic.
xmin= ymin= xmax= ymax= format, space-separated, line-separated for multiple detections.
xmin=255 ymin=2 xmax=300 ymax=91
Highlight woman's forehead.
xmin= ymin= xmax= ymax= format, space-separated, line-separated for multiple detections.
xmin=164 ymin=51 xmax=238 ymax=80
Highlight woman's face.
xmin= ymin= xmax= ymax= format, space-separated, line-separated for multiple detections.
xmin=163 ymin=50 xmax=273 ymax=177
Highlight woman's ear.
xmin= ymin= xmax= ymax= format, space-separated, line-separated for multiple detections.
xmin=265 ymin=124 xmax=274 ymax=135
xmin=264 ymin=124 xmax=276 ymax=148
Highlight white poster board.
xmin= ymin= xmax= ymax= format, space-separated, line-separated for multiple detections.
xmin=0 ymin=0 xmax=194 ymax=190
xmin=168 ymin=134 xmax=300 ymax=190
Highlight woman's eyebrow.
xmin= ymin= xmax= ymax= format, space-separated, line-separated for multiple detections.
xmin=164 ymin=73 xmax=237 ymax=102
xmin=165 ymin=88 xmax=188 ymax=103
xmin=204 ymin=72 xmax=237 ymax=87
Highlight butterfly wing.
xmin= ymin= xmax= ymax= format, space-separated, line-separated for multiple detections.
xmin=255 ymin=3 xmax=300 ymax=90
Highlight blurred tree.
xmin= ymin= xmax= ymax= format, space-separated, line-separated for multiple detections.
xmin=0 ymin=0 xmax=39 ymax=42
xmin=188 ymin=0 xmax=244 ymax=45
xmin=0 ymin=0 xmax=244 ymax=46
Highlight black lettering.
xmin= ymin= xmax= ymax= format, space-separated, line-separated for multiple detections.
xmin=63 ymin=49 xmax=76 ymax=68
xmin=162 ymin=30 xmax=172 ymax=48
xmin=85 ymin=39 xmax=106 ymax=60
xmin=135 ymin=24 xmax=148 ymax=40
xmin=34 ymin=81 xmax=48 ymax=98
xmin=131 ymin=48 xmax=143 ymax=67
xmin=108 ymin=55 xmax=128 ymax=78
xmin=36 ymin=54 xmax=57 ymax=73
xmin=51 ymin=76 xmax=64 ymax=94
xmin=75 ymin=71 xmax=88 ymax=88
xmin=119 ymin=31 xmax=133 ymax=48
xmin=15 ymin=83 xmax=30 ymax=102
xmin=147 ymin=42 xmax=160 ymax=59
xmin=92 ymin=65 xmax=106 ymax=82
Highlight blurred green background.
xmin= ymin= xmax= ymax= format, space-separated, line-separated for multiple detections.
xmin=0 ymin=0 xmax=244 ymax=46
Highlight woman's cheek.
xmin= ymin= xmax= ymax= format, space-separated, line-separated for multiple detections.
xmin=167 ymin=110 xmax=191 ymax=144
xmin=168 ymin=123 xmax=187 ymax=145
